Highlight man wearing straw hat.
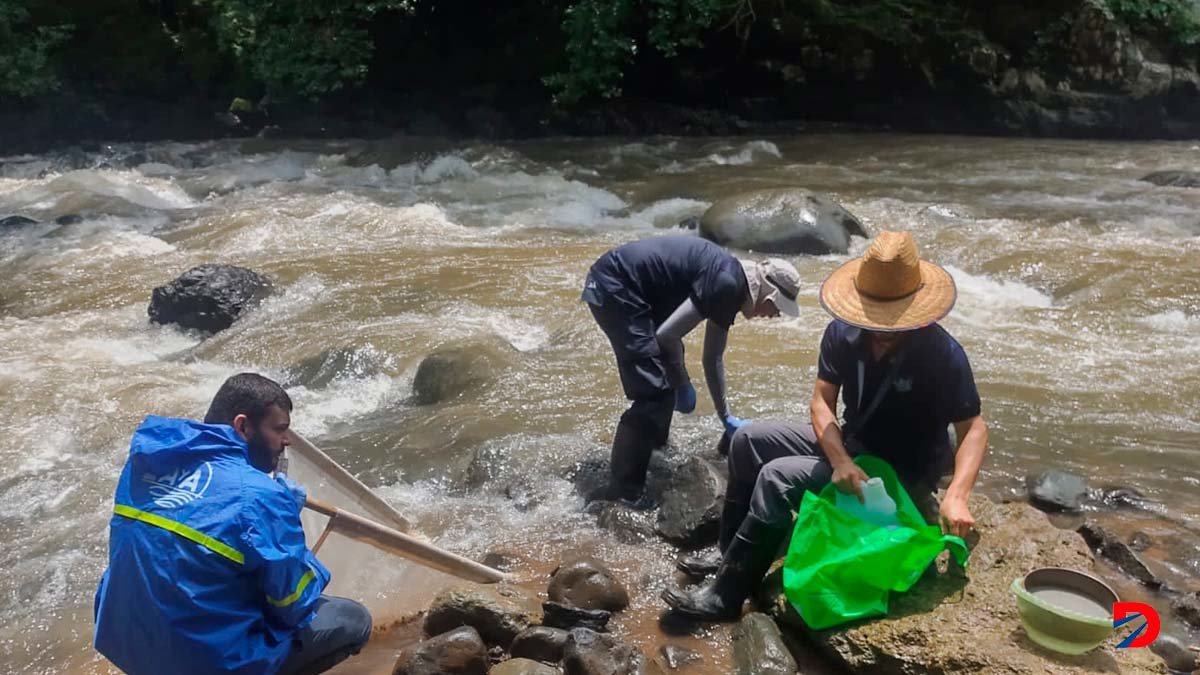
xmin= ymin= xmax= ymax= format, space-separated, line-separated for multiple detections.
xmin=583 ymin=235 xmax=802 ymax=508
xmin=664 ymin=230 xmax=990 ymax=621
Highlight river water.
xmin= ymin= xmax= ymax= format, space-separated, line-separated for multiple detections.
xmin=0 ymin=134 xmax=1197 ymax=673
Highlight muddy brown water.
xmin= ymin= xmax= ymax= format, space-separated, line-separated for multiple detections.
xmin=0 ymin=134 xmax=1197 ymax=673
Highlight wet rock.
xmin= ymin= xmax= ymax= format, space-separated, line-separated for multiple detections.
xmin=1129 ymin=531 xmax=1153 ymax=552
xmin=54 ymin=214 xmax=83 ymax=225
xmin=562 ymin=628 xmax=645 ymax=675
xmin=1077 ymin=521 xmax=1161 ymax=588
xmin=1141 ymin=170 xmax=1200 ymax=188
xmin=1170 ymin=590 xmax=1200 ymax=629
xmin=480 ymin=551 xmax=519 ymax=572
xmin=282 ymin=345 xmax=389 ymax=389
xmin=0 ymin=215 xmax=38 ymax=228
xmin=511 ymin=626 xmax=570 ymax=664
xmin=505 ymin=480 xmax=541 ymax=512
xmin=392 ymin=626 xmax=489 ymax=675
xmin=548 ymin=557 xmax=630 ymax=612
xmin=655 ymin=456 xmax=725 ymax=549
xmin=1150 ymin=634 xmax=1199 ymax=673
xmin=1092 ymin=485 xmax=1152 ymax=510
xmin=147 ymin=264 xmax=272 ymax=335
xmin=567 ymin=457 xmax=612 ymax=504
xmin=698 ymin=188 xmax=868 ymax=255
xmin=759 ymin=496 xmax=1166 ymax=673
xmin=542 ymin=601 xmax=611 ymax=632
xmin=657 ymin=645 xmax=700 ymax=670
xmin=567 ymin=451 xmax=675 ymax=506
xmin=732 ymin=613 xmax=796 ymax=675
xmin=424 ymin=583 xmax=543 ymax=649
xmin=1026 ymin=469 xmax=1088 ymax=512
xmin=595 ymin=502 xmax=658 ymax=544
xmin=676 ymin=215 xmax=700 ymax=231
xmin=490 ymin=658 xmax=560 ymax=675
xmin=411 ymin=336 xmax=519 ymax=405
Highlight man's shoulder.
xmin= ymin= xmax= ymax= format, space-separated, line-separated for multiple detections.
xmin=921 ymin=323 xmax=969 ymax=357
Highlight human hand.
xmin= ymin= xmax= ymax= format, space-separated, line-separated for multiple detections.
xmin=722 ymin=414 xmax=748 ymax=437
xmin=831 ymin=460 xmax=868 ymax=503
xmin=939 ymin=496 xmax=975 ymax=538
xmin=675 ymin=382 xmax=697 ymax=413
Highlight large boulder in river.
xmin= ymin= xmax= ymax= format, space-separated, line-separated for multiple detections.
xmin=411 ymin=336 xmax=519 ymax=405
xmin=0 ymin=215 xmax=38 ymax=229
xmin=148 ymin=264 xmax=272 ymax=335
xmin=757 ymin=495 xmax=1166 ymax=673
xmin=1141 ymin=170 xmax=1200 ymax=188
xmin=698 ymin=188 xmax=868 ymax=255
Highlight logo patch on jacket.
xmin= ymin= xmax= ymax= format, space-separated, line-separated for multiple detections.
xmin=142 ymin=463 xmax=213 ymax=508
xmin=893 ymin=377 xmax=913 ymax=393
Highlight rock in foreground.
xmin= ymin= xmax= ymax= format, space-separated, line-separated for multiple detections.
xmin=699 ymin=188 xmax=868 ymax=255
xmin=424 ymin=583 xmax=543 ymax=649
xmin=148 ymin=264 xmax=272 ymax=335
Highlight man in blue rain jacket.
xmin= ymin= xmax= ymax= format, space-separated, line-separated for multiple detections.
xmin=94 ymin=373 xmax=371 ymax=675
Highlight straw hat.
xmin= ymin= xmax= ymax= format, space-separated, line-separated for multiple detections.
xmin=818 ymin=230 xmax=956 ymax=331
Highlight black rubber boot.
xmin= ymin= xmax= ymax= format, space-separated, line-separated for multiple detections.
xmin=661 ymin=519 xmax=780 ymax=621
xmin=608 ymin=394 xmax=673 ymax=502
xmin=675 ymin=497 xmax=748 ymax=576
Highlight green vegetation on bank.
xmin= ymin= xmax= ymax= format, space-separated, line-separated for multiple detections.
xmin=1 ymin=0 xmax=1199 ymax=106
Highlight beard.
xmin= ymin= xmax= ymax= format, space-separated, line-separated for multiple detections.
xmin=246 ymin=429 xmax=282 ymax=473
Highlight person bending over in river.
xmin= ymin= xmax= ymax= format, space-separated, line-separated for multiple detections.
xmin=583 ymin=234 xmax=802 ymax=509
xmin=663 ymin=230 xmax=990 ymax=621
xmin=94 ymin=373 xmax=372 ymax=675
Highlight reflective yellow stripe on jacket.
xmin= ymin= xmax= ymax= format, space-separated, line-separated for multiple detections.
xmin=113 ymin=504 xmax=245 ymax=565
xmin=266 ymin=569 xmax=316 ymax=607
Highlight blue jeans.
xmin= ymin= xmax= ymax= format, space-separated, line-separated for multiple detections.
xmin=277 ymin=596 xmax=372 ymax=675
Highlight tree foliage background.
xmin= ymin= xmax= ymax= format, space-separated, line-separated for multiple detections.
xmin=1 ymin=0 xmax=1198 ymax=105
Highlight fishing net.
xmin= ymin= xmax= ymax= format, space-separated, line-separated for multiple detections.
xmin=284 ymin=434 xmax=459 ymax=628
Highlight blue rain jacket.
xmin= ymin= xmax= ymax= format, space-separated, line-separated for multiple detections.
xmin=94 ymin=416 xmax=330 ymax=674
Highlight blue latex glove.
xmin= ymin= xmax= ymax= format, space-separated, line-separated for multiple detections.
xmin=275 ymin=474 xmax=308 ymax=509
xmin=674 ymin=382 xmax=697 ymax=413
xmin=722 ymin=414 xmax=748 ymax=437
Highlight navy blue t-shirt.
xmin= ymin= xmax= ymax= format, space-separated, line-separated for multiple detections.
xmin=590 ymin=236 xmax=747 ymax=328
xmin=817 ymin=320 xmax=981 ymax=483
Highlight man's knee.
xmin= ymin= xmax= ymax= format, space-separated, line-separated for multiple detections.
xmin=727 ymin=422 xmax=770 ymax=482
xmin=327 ymin=597 xmax=372 ymax=649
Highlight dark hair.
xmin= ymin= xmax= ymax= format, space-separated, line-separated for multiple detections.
xmin=203 ymin=373 xmax=293 ymax=426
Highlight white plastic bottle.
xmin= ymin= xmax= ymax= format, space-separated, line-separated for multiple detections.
xmin=836 ymin=477 xmax=900 ymax=529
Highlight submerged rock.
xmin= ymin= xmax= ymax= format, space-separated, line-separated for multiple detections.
xmin=411 ymin=336 xmax=519 ymax=405
xmin=657 ymin=645 xmax=700 ymax=670
xmin=147 ymin=264 xmax=272 ymax=335
xmin=424 ymin=583 xmax=543 ymax=649
xmin=595 ymin=502 xmax=658 ymax=544
xmin=1141 ymin=170 xmax=1200 ymax=188
xmin=1169 ymin=590 xmax=1200 ymax=629
xmin=392 ymin=626 xmax=489 ymax=675
xmin=758 ymin=496 xmax=1166 ymax=673
xmin=698 ymin=188 xmax=868 ymax=255
xmin=1077 ymin=521 xmax=1161 ymax=588
xmin=0 ymin=215 xmax=39 ymax=228
xmin=548 ymin=557 xmax=630 ymax=612
xmin=732 ymin=613 xmax=797 ymax=675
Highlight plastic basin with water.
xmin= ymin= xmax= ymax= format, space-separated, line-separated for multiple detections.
xmin=1010 ymin=567 xmax=1118 ymax=655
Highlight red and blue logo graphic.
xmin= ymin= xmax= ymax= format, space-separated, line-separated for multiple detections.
xmin=1113 ymin=602 xmax=1160 ymax=649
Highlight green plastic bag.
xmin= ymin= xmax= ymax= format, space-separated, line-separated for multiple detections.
xmin=781 ymin=455 xmax=969 ymax=630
